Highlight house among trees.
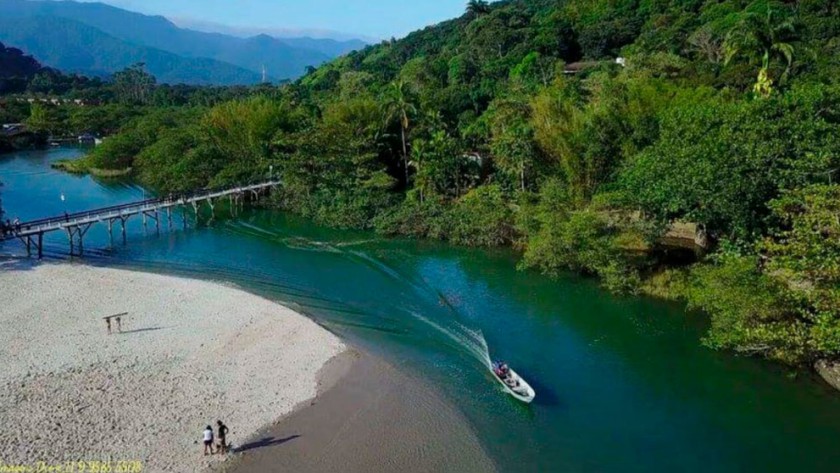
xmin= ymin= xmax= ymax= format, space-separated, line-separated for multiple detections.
xmin=77 ymin=132 xmax=96 ymax=144
xmin=1 ymin=123 xmax=25 ymax=135
xmin=563 ymin=57 xmax=626 ymax=74
xmin=22 ymin=97 xmax=93 ymax=106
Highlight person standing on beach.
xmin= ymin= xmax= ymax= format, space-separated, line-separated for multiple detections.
xmin=217 ymin=420 xmax=229 ymax=454
xmin=203 ymin=425 xmax=215 ymax=455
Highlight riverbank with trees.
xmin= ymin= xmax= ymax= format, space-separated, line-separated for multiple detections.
xmin=8 ymin=0 xmax=840 ymax=385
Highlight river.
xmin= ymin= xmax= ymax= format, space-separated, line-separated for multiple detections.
xmin=3 ymin=147 xmax=840 ymax=472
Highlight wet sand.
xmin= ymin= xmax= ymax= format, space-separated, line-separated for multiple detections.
xmin=218 ymin=350 xmax=496 ymax=473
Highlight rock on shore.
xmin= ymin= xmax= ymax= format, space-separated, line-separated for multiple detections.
xmin=0 ymin=263 xmax=345 ymax=472
xmin=816 ymin=360 xmax=840 ymax=392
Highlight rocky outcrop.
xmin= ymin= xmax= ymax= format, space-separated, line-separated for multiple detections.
xmin=816 ymin=360 xmax=840 ymax=392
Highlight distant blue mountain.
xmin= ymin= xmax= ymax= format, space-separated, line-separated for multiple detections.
xmin=0 ymin=0 xmax=366 ymax=84
xmin=255 ymin=36 xmax=366 ymax=59
xmin=0 ymin=16 xmax=263 ymax=85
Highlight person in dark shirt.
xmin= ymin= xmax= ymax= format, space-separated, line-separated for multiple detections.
xmin=217 ymin=420 xmax=230 ymax=454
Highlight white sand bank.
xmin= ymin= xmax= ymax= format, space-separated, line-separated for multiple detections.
xmin=0 ymin=263 xmax=345 ymax=472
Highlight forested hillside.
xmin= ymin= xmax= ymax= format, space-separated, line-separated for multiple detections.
xmin=45 ymin=0 xmax=840 ymax=369
xmin=0 ymin=41 xmax=42 ymax=94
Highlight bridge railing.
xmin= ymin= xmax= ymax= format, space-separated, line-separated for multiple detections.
xmin=8 ymin=179 xmax=281 ymax=233
xmin=17 ymin=197 xmax=165 ymax=230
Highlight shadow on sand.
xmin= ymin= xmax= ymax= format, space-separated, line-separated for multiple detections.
xmin=0 ymin=256 xmax=40 ymax=271
xmin=234 ymin=435 xmax=301 ymax=453
xmin=118 ymin=327 xmax=166 ymax=335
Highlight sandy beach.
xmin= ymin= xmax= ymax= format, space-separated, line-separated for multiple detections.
xmin=221 ymin=350 xmax=497 ymax=473
xmin=0 ymin=263 xmax=345 ymax=472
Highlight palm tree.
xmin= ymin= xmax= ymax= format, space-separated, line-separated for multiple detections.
xmin=466 ymin=0 xmax=491 ymax=17
xmin=383 ymin=80 xmax=417 ymax=185
xmin=724 ymin=4 xmax=796 ymax=97
xmin=409 ymin=139 xmax=430 ymax=203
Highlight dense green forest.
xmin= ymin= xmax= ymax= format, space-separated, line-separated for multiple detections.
xmin=0 ymin=62 xmax=270 ymax=131
xmin=5 ymin=0 xmax=840 ymax=369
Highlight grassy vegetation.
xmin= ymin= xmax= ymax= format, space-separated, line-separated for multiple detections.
xmin=52 ymin=161 xmax=133 ymax=178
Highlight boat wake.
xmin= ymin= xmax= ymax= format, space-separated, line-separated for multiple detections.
xmin=79 ymin=216 xmax=497 ymax=372
xmin=343 ymin=248 xmax=493 ymax=370
xmin=413 ymin=311 xmax=492 ymax=369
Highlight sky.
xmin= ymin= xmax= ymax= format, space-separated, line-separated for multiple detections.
xmin=76 ymin=0 xmax=469 ymax=41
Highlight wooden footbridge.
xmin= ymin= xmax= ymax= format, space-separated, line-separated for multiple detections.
xmin=1 ymin=180 xmax=280 ymax=258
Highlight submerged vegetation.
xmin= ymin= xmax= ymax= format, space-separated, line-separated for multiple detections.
xmin=3 ymin=0 xmax=839 ymax=369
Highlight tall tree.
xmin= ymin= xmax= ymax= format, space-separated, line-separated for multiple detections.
xmin=489 ymin=98 xmax=539 ymax=192
xmin=725 ymin=3 xmax=796 ymax=97
xmin=466 ymin=0 xmax=491 ymax=17
xmin=26 ymin=103 xmax=62 ymax=136
xmin=383 ymin=80 xmax=417 ymax=185
xmin=113 ymin=63 xmax=157 ymax=105
xmin=411 ymin=130 xmax=461 ymax=202
xmin=491 ymin=120 xmax=536 ymax=192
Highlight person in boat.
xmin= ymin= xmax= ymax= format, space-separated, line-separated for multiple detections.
xmin=504 ymin=375 xmax=520 ymax=388
xmin=493 ymin=361 xmax=512 ymax=380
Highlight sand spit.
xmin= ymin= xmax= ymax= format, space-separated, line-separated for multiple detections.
xmin=223 ymin=351 xmax=497 ymax=473
xmin=0 ymin=263 xmax=345 ymax=472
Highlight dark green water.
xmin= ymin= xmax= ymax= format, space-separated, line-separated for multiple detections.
xmin=3 ymin=148 xmax=840 ymax=472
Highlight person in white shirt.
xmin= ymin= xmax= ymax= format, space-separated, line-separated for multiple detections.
xmin=203 ymin=425 xmax=215 ymax=455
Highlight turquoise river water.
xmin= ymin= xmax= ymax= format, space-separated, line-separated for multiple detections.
xmin=2 ymin=147 xmax=840 ymax=472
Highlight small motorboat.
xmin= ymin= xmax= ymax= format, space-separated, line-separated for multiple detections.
xmin=491 ymin=361 xmax=536 ymax=403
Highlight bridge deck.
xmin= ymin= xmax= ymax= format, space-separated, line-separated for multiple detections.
xmin=2 ymin=180 xmax=280 ymax=241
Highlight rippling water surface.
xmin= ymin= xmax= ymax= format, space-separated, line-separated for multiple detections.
xmin=3 ymin=148 xmax=840 ymax=472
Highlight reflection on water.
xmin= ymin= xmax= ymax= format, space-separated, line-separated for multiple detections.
xmin=3 ymin=148 xmax=840 ymax=472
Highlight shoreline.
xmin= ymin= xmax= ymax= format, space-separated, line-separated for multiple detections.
xmin=220 ymin=350 xmax=496 ymax=473
xmin=816 ymin=360 xmax=840 ymax=392
xmin=0 ymin=262 xmax=346 ymax=472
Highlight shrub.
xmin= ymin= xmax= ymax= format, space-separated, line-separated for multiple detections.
xmin=448 ymin=184 xmax=515 ymax=246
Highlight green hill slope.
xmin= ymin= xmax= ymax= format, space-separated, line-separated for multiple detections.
xmin=0 ymin=40 xmax=43 ymax=94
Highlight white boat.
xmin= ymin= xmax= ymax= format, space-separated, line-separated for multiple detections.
xmin=492 ymin=361 xmax=536 ymax=403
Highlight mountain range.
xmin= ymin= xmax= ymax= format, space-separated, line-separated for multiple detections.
xmin=0 ymin=0 xmax=367 ymax=85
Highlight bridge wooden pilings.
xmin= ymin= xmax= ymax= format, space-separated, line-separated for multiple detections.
xmin=1 ymin=180 xmax=280 ymax=258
